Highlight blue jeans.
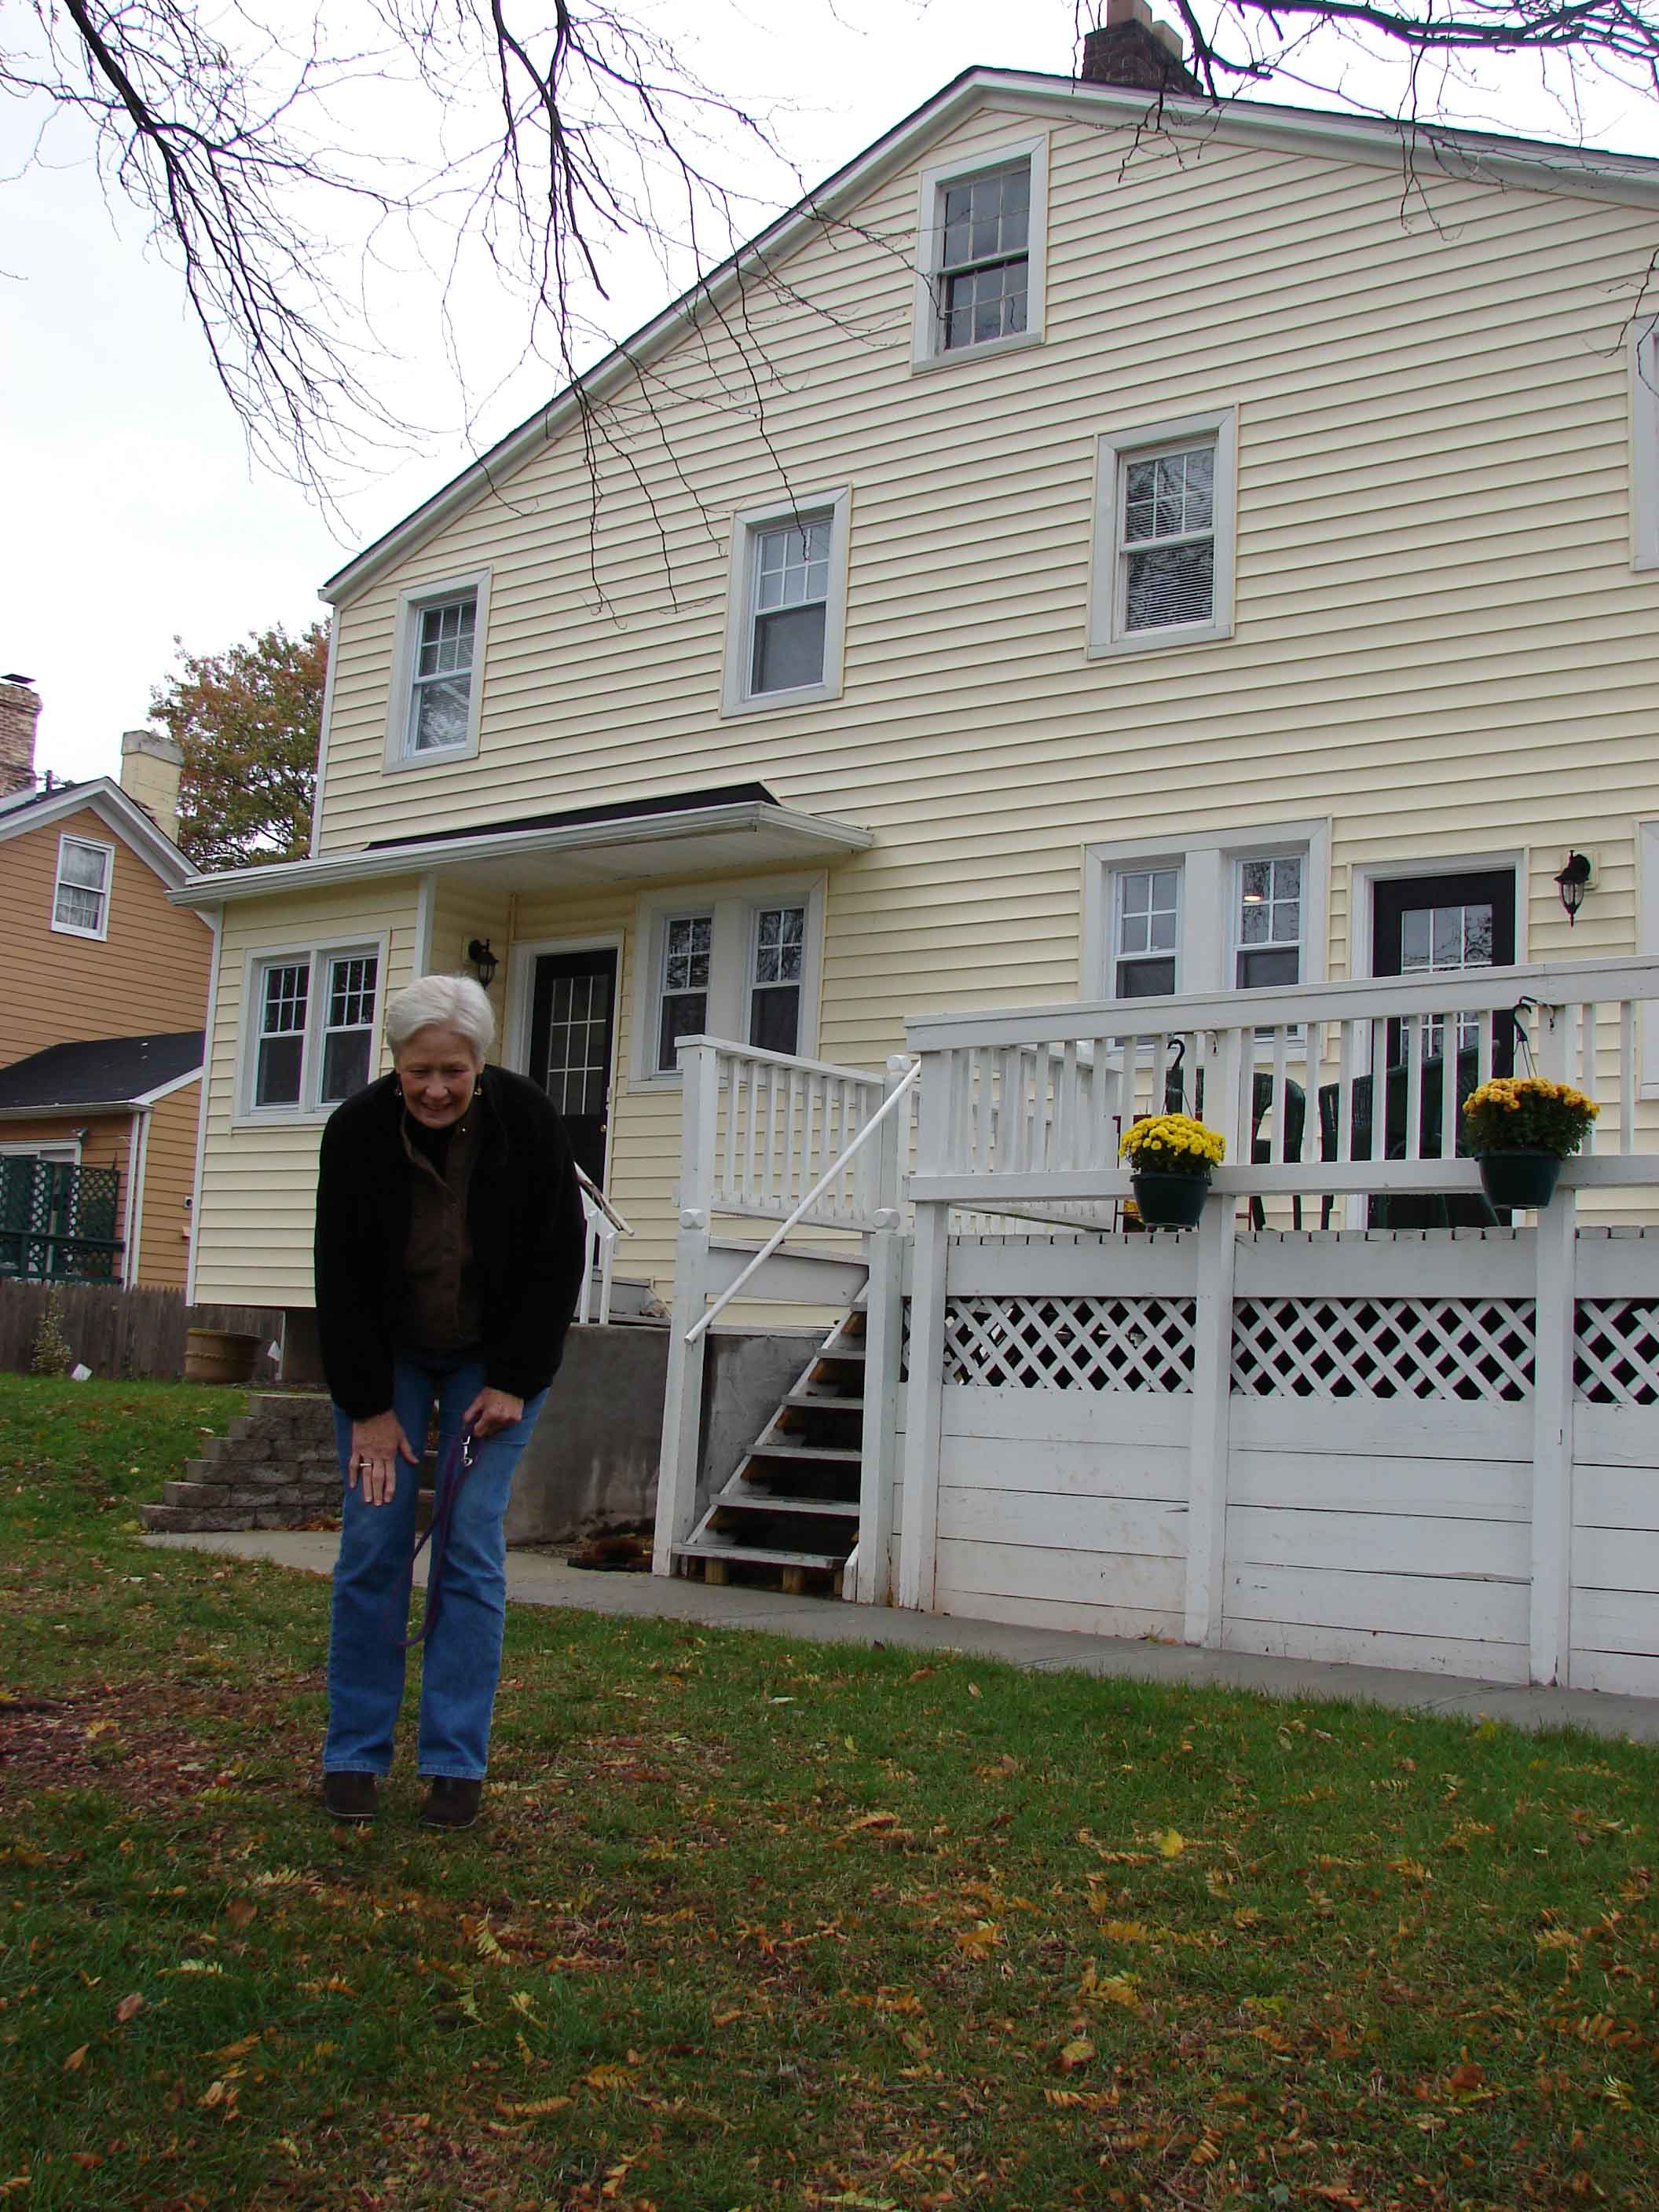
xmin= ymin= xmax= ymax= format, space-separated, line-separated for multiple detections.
xmin=324 ymin=1357 xmax=546 ymax=1781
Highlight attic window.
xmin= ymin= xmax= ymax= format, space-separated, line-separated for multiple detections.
xmin=913 ymin=136 xmax=1048 ymax=371
xmin=52 ymin=835 xmax=114 ymax=939
xmin=385 ymin=569 xmax=492 ymax=771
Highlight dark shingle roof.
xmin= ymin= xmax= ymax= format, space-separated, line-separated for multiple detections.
xmin=365 ymin=781 xmax=781 ymax=851
xmin=0 ymin=1032 xmax=204 ymax=1112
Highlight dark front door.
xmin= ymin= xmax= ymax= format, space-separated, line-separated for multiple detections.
xmin=1372 ymin=868 xmax=1518 ymax=1071
xmin=527 ymin=949 xmax=617 ymax=1188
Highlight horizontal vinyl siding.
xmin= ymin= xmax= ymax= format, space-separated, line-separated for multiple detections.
xmin=135 ymin=1081 xmax=200 ymax=1291
xmin=0 ymin=810 xmax=212 ymax=1064
xmin=280 ymin=102 xmax=1659 ymax=1287
xmin=192 ymin=883 xmax=421 ymax=1308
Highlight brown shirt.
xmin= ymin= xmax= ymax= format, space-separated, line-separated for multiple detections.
xmin=394 ymin=1110 xmax=482 ymax=1355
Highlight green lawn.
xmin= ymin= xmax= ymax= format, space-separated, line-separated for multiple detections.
xmin=2 ymin=1372 xmax=1657 ymax=2210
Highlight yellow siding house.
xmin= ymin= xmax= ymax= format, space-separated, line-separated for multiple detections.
xmin=178 ymin=48 xmax=1659 ymax=1332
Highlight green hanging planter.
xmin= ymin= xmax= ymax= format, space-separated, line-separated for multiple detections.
xmin=1475 ymin=1149 xmax=1563 ymax=1210
xmin=1130 ymin=1170 xmax=1210 ymax=1230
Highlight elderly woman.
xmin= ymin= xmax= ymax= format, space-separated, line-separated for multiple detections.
xmin=313 ymin=973 xmax=586 ymax=1831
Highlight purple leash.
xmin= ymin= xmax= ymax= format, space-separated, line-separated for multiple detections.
xmin=389 ymin=1421 xmax=478 ymax=1649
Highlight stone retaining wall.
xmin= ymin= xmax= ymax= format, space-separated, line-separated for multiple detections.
xmin=141 ymin=1393 xmax=337 ymax=1533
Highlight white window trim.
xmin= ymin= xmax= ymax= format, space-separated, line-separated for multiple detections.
xmin=1348 ymin=849 xmax=1527 ymax=987
xmin=51 ymin=833 xmax=115 ymax=941
xmin=0 ymin=1138 xmax=80 ymax=1164
xmin=1082 ymin=820 xmax=1330 ymax=1018
xmin=720 ymin=489 xmax=851 ymax=718
xmin=1634 ymin=318 xmax=1659 ymax=573
xmin=629 ymin=875 xmax=826 ymax=1090
xmin=910 ymin=133 xmax=1049 ymax=372
xmin=1087 ymin=408 xmax=1238 ymax=658
xmin=383 ymin=569 xmax=492 ymax=772
xmin=234 ymin=936 xmax=388 ymax=1125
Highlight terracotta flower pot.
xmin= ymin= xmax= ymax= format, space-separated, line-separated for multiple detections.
xmin=1475 ymin=1150 xmax=1562 ymax=1210
xmin=1130 ymin=1170 xmax=1210 ymax=1230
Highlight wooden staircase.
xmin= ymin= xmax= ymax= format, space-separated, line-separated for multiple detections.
xmin=676 ymin=1306 xmax=867 ymax=1594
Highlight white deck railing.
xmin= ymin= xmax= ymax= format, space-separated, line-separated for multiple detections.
xmin=905 ymin=955 xmax=1659 ymax=1209
xmin=676 ymin=1037 xmax=901 ymax=1232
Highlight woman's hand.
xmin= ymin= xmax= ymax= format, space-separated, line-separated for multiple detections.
xmin=463 ymin=1386 xmax=525 ymax=1441
xmin=349 ymin=1411 xmax=418 ymax=1507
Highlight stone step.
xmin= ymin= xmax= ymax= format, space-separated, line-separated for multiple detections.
xmin=141 ymin=1503 xmax=255 ymax=1533
xmin=162 ymin=1480 xmax=230 ymax=1507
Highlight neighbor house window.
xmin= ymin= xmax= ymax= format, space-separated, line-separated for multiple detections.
xmin=656 ymin=914 xmax=713 ymax=1075
xmin=1235 ymin=855 xmax=1302 ymax=991
xmin=721 ymin=490 xmax=851 ymax=716
xmin=635 ymin=881 xmax=825 ymax=1084
xmin=1090 ymin=411 xmax=1237 ymax=656
xmin=1635 ymin=319 xmax=1659 ymax=573
xmin=386 ymin=570 xmax=491 ymax=768
xmin=1114 ymin=869 xmax=1181 ymax=998
xmin=912 ymin=136 xmax=1048 ymax=368
xmin=52 ymin=835 xmax=113 ymax=939
xmin=749 ymin=904 xmax=806 ymax=1055
xmin=245 ymin=946 xmax=381 ymax=1114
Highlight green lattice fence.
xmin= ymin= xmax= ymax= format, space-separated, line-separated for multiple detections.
xmin=0 ymin=1157 xmax=123 ymax=1283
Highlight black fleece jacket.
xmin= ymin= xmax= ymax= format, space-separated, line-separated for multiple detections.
xmin=313 ymin=1066 xmax=587 ymax=1419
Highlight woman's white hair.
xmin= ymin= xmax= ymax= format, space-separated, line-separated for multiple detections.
xmin=384 ymin=973 xmax=495 ymax=1060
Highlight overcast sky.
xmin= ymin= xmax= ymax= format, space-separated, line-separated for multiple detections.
xmin=5 ymin=0 xmax=1654 ymax=786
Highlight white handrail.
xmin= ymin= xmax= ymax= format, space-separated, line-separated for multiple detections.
xmin=576 ymin=1165 xmax=633 ymax=1237
xmin=685 ymin=1060 xmax=921 ymax=1342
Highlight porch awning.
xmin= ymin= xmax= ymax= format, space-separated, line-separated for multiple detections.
xmin=171 ymin=783 xmax=873 ymax=906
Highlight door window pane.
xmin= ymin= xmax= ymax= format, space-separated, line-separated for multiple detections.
xmin=1399 ymin=899 xmax=1496 ymax=1055
xmin=539 ymin=969 xmax=614 ymax=1118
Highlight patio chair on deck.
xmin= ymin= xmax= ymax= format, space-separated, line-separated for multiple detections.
xmin=1161 ymin=1054 xmax=1308 ymax=1230
xmin=1315 ymin=1039 xmax=1500 ymax=1230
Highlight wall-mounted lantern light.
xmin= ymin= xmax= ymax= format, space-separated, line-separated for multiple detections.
xmin=466 ymin=937 xmax=500 ymax=990
xmin=1554 ymin=852 xmax=1592 ymax=927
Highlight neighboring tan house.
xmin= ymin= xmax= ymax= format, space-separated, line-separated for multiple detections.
xmin=0 ymin=679 xmax=211 ymax=1289
xmin=176 ymin=19 xmax=1659 ymax=1336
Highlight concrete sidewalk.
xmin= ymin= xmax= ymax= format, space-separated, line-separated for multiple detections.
xmin=144 ymin=1528 xmax=1659 ymax=1745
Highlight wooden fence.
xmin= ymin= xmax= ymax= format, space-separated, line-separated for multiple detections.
xmin=0 ymin=1281 xmax=284 ymax=1382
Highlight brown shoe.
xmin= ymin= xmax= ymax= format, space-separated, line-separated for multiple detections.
xmin=420 ymin=1777 xmax=482 ymax=1830
xmin=321 ymin=1771 xmax=378 ymax=1822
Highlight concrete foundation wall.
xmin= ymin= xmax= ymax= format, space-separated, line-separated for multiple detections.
xmin=503 ymin=1323 xmax=820 ymax=1546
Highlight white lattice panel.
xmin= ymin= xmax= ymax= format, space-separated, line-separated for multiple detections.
xmin=1575 ymin=1300 xmax=1659 ymax=1405
xmin=939 ymin=1296 xmax=1196 ymax=1392
xmin=1231 ymin=1298 xmax=1534 ymax=1400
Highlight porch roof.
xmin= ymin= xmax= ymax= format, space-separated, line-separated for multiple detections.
xmin=0 ymin=1031 xmax=204 ymax=1119
xmin=170 ymin=786 xmax=873 ymax=907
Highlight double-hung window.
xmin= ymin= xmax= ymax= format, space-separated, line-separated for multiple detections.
xmin=1090 ymin=410 xmax=1236 ymax=655
xmin=749 ymin=903 xmax=807 ymax=1055
xmin=1635 ymin=318 xmax=1659 ymax=573
xmin=721 ymin=490 xmax=851 ymax=716
xmin=386 ymin=571 xmax=490 ymax=767
xmin=912 ymin=136 xmax=1047 ymax=368
xmin=245 ymin=945 xmax=382 ymax=1114
xmin=655 ymin=914 xmax=713 ymax=1076
xmin=52 ymin=835 xmax=113 ymax=939
xmin=635 ymin=881 xmax=825 ymax=1084
xmin=1086 ymin=824 xmax=1328 ymax=1018
xmin=1235 ymin=855 xmax=1302 ymax=991
xmin=1114 ymin=869 xmax=1181 ymax=998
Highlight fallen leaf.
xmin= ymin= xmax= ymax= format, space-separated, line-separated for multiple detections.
xmin=1057 ymin=2036 xmax=1096 ymax=2071
xmin=214 ymin=2034 xmax=262 ymax=2060
xmin=62 ymin=2045 xmax=88 ymax=2073
xmin=1153 ymin=1829 xmax=1186 ymax=1859
xmin=1097 ymin=1919 xmax=1148 ymax=1943
xmin=223 ymin=1899 xmax=257 ymax=1931
xmin=1095 ymin=1974 xmax=1141 ymax=2009
xmin=1448 ymin=2061 xmax=1485 ymax=2093
xmin=114 ymin=1994 xmax=145 ymax=2025
xmin=583 ymin=2064 xmax=636 ymax=2091
xmin=967 ymin=1683 xmax=981 ymax=1697
xmin=496 ymin=2095 xmax=574 ymax=2118
xmin=955 ymin=1921 xmax=1000 ymax=1957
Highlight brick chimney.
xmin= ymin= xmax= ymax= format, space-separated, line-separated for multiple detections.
xmin=119 ymin=727 xmax=185 ymax=844
xmin=0 ymin=676 xmax=41 ymax=799
xmin=1081 ymin=0 xmax=1203 ymax=95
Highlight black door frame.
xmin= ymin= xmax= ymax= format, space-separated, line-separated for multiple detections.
xmin=510 ymin=936 xmax=622 ymax=1192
